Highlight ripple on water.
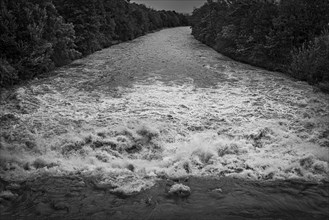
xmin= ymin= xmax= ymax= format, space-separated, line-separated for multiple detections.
xmin=1 ymin=176 xmax=328 ymax=219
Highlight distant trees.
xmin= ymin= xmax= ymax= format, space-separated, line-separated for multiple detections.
xmin=0 ymin=0 xmax=188 ymax=88
xmin=191 ymin=0 xmax=329 ymax=85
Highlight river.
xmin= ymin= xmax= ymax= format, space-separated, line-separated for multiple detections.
xmin=0 ymin=27 xmax=328 ymax=219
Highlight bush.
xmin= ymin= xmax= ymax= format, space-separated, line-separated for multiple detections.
xmin=0 ymin=58 xmax=17 ymax=87
xmin=289 ymin=31 xmax=329 ymax=84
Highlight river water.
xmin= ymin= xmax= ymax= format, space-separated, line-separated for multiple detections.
xmin=0 ymin=27 xmax=328 ymax=219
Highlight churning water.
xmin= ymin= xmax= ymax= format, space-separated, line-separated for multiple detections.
xmin=0 ymin=27 xmax=328 ymax=219
xmin=1 ymin=176 xmax=328 ymax=219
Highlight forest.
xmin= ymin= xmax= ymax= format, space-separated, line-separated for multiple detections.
xmin=0 ymin=0 xmax=188 ymax=88
xmin=191 ymin=0 xmax=329 ymax=87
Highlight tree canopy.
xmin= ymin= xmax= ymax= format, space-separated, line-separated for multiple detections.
xmin=191 ymin=0 xmax=329 ymax=84
xmin=0 ymin=0 xmax=188 ymax=87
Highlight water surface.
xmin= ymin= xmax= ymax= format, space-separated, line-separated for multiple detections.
xmin=0 ymin=27 xmax=328 ymax=219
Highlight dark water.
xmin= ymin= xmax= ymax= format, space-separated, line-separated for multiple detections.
xmin=1 ymin=176 xmax=328 ymax=220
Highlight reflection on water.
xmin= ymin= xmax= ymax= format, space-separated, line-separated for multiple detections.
xmin=1 ymin=176 xmax=328 ymax=219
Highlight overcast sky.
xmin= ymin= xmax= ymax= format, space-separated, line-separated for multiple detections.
xmin=131 ymin=0 xmax=206 ymax=14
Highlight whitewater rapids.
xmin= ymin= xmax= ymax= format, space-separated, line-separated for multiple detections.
xmin=0 ymin=27 xmax=328 ymax=195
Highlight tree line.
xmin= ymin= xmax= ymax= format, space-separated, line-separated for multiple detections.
xmin=0 ymin=0 xmax=188 ymax=88
xmin=190 ymin=0 xmax=329 ymax=86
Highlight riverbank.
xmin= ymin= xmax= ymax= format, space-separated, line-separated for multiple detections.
xmin=0 ymin=0 xmax=188 ymax=88
xmin=192 ymin=37 xmax=329 ymax=94
xmin=190 ymin=0 xmax=329 ymax=90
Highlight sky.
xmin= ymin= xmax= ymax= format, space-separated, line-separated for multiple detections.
xmin=131 ymin=0 xmax=207 ymax=14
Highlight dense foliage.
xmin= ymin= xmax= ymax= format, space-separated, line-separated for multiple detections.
xmin=191 ymin=0 xmax=329 ymax=85
xmin=0 ymin=0 xmax=188 ymax=87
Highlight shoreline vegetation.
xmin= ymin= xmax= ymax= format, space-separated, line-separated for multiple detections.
xmin=0 ymin=0 xmax=188 ymax=88
xmin=190 ymin=0 xmax=329 ymax=92
xmin=2 ymin=0 xmax=328 ymax=92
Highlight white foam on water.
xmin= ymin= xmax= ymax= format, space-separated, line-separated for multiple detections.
xmin=0 ymin=27 xmax=328 ymax=195
xmin=1 ymin=78 xmax=328 ymax=195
